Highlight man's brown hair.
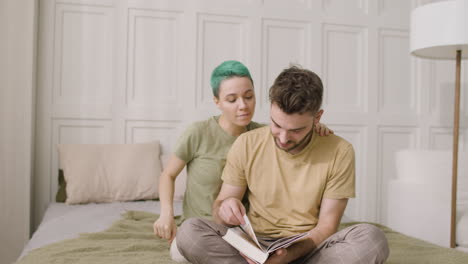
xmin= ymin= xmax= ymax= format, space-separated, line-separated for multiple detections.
xmin=269 ymin=65 xmax=323 ymax=114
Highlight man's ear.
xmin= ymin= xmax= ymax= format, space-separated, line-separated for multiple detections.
xmin=314 ymin=109 xmax=324 ymax=124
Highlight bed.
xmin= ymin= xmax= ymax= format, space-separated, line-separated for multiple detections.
xmin=15 ymin=203 xmax=468 ymax=264
xmin=15 ymin=142 xmax=468 ymax=263
xmin=18 ymin=201 xmax=183 ymax=259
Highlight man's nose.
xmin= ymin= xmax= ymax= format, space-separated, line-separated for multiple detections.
xmin=278 ymin=131 xmax=289 ymax=144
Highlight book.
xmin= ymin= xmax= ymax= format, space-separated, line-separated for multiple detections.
xmin=222 ymin=215 xmax=309 ymax=264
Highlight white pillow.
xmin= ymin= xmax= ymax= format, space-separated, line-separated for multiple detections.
xmin=161 ymin=154 xmax=187 ymax=201
xmin=58 ymin=142 xmax=161 ymax=204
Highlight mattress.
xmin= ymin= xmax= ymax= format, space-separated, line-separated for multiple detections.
xmin=19 ymin=200 xmax=183 ymax=258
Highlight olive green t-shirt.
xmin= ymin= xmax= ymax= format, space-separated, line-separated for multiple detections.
xmin=222 ymin=126 xmax=355 ymax=238
xmin=174 ymin=116 xmax=263 ymax=222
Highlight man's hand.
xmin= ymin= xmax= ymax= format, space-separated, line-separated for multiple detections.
xmin=218 ymin=197 xmax=246 ymax=226
xmin=265 ymin=249 xmax=288 ymax=264
xmin=153 ymin=214 xmax=177 ymax=243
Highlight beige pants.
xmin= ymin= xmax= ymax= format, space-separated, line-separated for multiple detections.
xmin=176 ymin=218 xmax=390 ymax=264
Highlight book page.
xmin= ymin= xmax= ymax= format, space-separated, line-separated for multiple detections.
xmin=240 ymin=214 xmax=263 ymax=250
xmin=266 ymin=231 xmax=309 ymax=253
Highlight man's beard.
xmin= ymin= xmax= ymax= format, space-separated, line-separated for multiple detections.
xmin=274 ymin=125 xmax=314 ymax=153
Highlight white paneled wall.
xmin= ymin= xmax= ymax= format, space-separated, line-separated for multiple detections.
xmin=34 ymin=0 xmax=468 ymax=230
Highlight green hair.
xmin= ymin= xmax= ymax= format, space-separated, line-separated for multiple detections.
xmin=210 ymin=60 xmax=253 ymax=97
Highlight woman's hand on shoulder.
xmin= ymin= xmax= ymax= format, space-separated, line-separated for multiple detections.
xmin=315 ymin=123 xmax=334 ymax=136
xmin=153 ymin=215 xmax=177 ymax=243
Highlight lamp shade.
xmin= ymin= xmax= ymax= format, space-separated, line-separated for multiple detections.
xmin=410 ymin=0 xmax=468 ymax=59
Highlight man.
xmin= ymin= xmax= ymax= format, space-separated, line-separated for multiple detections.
xmin=176 ymin=66 xmax=389 ymax=264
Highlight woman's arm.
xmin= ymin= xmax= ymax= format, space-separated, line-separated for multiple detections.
xmin=153 ymin=154 xmax=186 ymax=242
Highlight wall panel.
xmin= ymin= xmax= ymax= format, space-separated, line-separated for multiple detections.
xmin=53 ymin=3 xmax=114 ymax=109
xmin=322 ymin=24 xmax=367 ymax=113
xmin=378 ymin=126 xmax=418 ymax=224
xmin=378 ymin=29 xmax=413 ymax=114
xmin=334 ymin=125 xmax=367 ymax=221
xmin=125 ymin=120 xmax=180 ymax=154
xmin=261 ymin=19 xmax=309 ymax=108
xmin=196 ymin=14 xmax=249 ymax=108
xmin=322 ymin=0 xmax=368 ymax=15
xmin=429 ymin=127 xmax=467 ymax=151
xmin=33 ymin=0 xmax=467 ymax=230
xmin=127 ymin=9 xmax=181 ymax=109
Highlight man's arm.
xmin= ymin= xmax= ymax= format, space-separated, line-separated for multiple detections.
xmin=266 ymin=198 xmax=348 ymax=264
xmin=308 ymin=197 xmax=348 ymax=247
xmin=212 ymin=183 xmax=247 ymax=226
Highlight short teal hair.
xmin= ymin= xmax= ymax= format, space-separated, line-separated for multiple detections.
xmin=210 ymin=60 xmax=253 ymax=98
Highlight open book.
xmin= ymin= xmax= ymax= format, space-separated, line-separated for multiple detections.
xmin=222 ymin=215 xmax=309 ymax=264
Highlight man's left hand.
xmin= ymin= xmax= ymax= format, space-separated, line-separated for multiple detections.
xmin=265 ymin=249 xmax=288 ymax=264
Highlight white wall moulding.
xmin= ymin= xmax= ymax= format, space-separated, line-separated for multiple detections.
xmin=125 ymin=120 xmax=180 ymax=154
xmin=429 ymin=126 xmax=468 ymax=151
xmin=428 ymin=60 xmax=468 ymax=119
xmin=53 ymin=3 xmax=114 ymax=107
xmin=377 ymin=126 xmax=418 ymax=224
xmin=378 ymin=0 xmax=411 ymax=27
xmin=378 ymin=28 xmax=414 ymax=114
xmin=333 ymin=125 xmax=368 ymax=221
xmin=196 ymin=13 xmax=249 ymax=108
xmin=126 ymin=9 xmax=182 ymax=108
xmin=265 ymin=0 xmax=312 ymax=10
xmin=322 ymin=0 xmax=369 ymax=16
xmin=32 ymin=0 xmax=463 ymax=233
xmin=261 ymin=18 xmax=310 ymax=109
xmin=322 ymin=23 xmax=368 ymax=113
xmin=55 ymin=0 xmax=114 ymax=6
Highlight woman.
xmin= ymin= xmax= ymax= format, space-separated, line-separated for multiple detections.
xmin=153 ymin=61 xmax=332 ymax=243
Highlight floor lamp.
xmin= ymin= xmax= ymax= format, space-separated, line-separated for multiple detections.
xmin=410 ymin=0 xmax=468 ymax=248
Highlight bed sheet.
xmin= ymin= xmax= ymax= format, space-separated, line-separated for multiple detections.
xmin=19 ymin=200 xmax=183 ymax=258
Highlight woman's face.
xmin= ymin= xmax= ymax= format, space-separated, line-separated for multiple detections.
xmin=214 ymin=76 xmax=256 ymax=127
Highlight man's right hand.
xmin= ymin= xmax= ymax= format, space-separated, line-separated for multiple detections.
xmin=218 ymin=197 xmax=246 ymax=226
xmin=153 ymin=215 xmax=177 ymax=243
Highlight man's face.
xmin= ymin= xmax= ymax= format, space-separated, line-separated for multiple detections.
xmin=270 ymin=103 xmax=323 ymax=154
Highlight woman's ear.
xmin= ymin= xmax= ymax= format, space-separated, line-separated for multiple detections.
xmin=213 ymin=96 xmax=220 ymax=109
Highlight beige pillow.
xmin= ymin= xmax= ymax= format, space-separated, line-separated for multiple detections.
xmin=161 ymin=154 xmax=187 ymax=201
xmin=58 ymin=142 xmax=161 ymax=204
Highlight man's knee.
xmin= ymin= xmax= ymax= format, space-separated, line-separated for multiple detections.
xmin=353 ymin=224 xmax=389 ymax=261
xmin=355 ymin=224 xmax=387 ymax=242
xmin=176 ymin=218 xmax=205 ymax=253
xmin=178 ymin=218 xmax=205 ymax=235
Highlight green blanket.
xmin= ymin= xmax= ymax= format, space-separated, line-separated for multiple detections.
xmin=17 ymin=211 xmax=176 ymax=264
xmin=16 ymin=211 xmax=468 ymax=264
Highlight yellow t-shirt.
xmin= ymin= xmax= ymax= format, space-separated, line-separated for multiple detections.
xmin=222 ymin=126 xmax=355 ymax=238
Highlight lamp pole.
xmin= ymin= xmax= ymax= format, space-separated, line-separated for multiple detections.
xmin=451 ymin=50 xmax=462 ymax=248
